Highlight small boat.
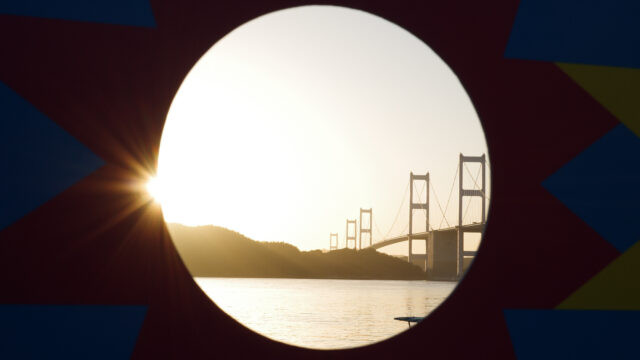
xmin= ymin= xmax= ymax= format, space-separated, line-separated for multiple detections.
xmin=394 ymin=316 xmax=425 ymax=328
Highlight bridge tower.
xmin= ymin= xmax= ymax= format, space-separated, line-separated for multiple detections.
xmin=345 ymin=219 xmax=357 ymax=249
xmin=359 ymin=208 xmax=372 ymax=249
xmin=408 ymin=172 xmax=429 ymax=267
xmin=329 ymin=233 xmax=338 ymax=250
xmin=457 ymin=153 xmax=486 ymax=278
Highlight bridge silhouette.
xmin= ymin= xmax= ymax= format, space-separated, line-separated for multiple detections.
xmin=329 ymin=153 xmax=488 ymax=280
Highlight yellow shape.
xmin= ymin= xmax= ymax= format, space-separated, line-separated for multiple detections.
xmin=556 ymin=63 xmax=640 ymax=137
xmin=558 ymin=239 xmax=640 ymax=310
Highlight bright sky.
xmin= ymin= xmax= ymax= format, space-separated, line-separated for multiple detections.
xmin=155 ymin=5 xmax=490 ymax=255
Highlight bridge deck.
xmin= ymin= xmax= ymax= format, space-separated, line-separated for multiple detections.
xmin=369 ymin=223 xmax=484 ymax=250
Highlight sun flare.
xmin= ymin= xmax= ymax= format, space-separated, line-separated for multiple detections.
xmin=155 ymin=6 xmax=490 ymax=253
xmin=146 ymin=177 xmax=162 ymax=204
xmin=150 ymin=6 xmax=492 ymax=350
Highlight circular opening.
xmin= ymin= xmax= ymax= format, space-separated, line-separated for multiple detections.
xmin=153 ymin=5 xmax=490 ymax=349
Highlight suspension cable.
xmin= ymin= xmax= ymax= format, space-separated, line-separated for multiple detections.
xmin=372 ymin=218 xmax=384 ymax=243
xmin=410 ymin=181 xmax=427 ymax=233
xmin=429 ymin=179 xmax=450 ymax=229
xmin=439 ymin=164 xmax=459 ymax=228
xmin=399 ymin=221 xmax=409 ymax=237
xmin=462 ymin=164 xmax=482 ymax=223
xmin=463 ymin=162 xmax=490 ymax=200
xmin=383 ymin=179 xmax=410 ymax=240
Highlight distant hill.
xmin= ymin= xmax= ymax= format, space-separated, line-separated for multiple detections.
xmin=168 ymin=223 xmax=427 ymax=280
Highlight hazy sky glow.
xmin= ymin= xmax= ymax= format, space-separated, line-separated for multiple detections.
xmin=156 ymin=6 xmax=490 ymax=254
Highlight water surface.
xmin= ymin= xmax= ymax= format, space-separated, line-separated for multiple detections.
xmin=196 ymin=277 xmax=456 ymax=349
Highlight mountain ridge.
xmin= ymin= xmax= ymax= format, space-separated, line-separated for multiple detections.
xmin=168 ymin=223 xmax=427 ymax=280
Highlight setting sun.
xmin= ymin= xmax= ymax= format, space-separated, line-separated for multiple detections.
xmin=146 ymin=177 xmax=162 ymax=204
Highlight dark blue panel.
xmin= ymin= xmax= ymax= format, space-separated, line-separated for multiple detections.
xmin=505 ymin=0 xmax=640 ymax=68
xmin=0 ymin=0 xmax=156 ymax=27
xmin=0 ymin=82 xmax=104 ymax=230
xmin=0 ymin=305 xmax=147 ymax=359
xmin=543 ymin=124 xmax=640 ymax=252
xmin=504 ymin=309 xmax=640 ymax=360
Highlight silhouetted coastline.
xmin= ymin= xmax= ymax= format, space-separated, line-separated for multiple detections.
xmin=168 ymin=223 xmax=427 ymax=280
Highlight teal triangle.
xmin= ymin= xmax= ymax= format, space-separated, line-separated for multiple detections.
xmin=0 ymin=82 xmax=105 ymax=230
xmin=0 ymin=0 xmax=156 ymax=28
xmin=0 ymin=305 xmax=147 ymax=359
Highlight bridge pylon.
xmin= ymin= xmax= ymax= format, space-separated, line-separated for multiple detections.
xmin=409 ymin=172 xmax=429 ymax=269
xmin=359 ymin=208 xmax=372 ymax=249
xmin=329 ymin=233 xmax=338 ymax=250
xmin=345 ymin=219 xmax=357 ymax=249
xmin=457 ymin=153 xmax=486 ymax=278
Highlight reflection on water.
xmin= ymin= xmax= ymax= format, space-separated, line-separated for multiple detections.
xmin=195 ymin=278 xmax=456 ymax=349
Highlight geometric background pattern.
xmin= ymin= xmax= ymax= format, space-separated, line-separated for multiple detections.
xmin=557 ymin=64 xmax=640 ymax=137
xmin=542 ymin=123 xmax=640 ymax=253
xmin=505 ymin=0 xmax=640 ymax=68
xmin=0 ymin=0 xmax=155 ymax=27
xmin=504 ymin=309 xmax=640 ymax=360
xmin=0 ymin=82 xmax=104 ymax=231
xmin=1 ymin=0 xmax=639 ymax=358
xmin=506 ymin=0 xmax=640 ymax=357
xmin=0 ymin=305 xmax=147 ymax=359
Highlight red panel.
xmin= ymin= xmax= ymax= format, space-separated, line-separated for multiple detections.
xmin=0 ymin=1 xmax=620 ymax=358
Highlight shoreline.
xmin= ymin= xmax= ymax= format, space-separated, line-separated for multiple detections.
xmin=192 ymin=275 xmax=457 ymax=282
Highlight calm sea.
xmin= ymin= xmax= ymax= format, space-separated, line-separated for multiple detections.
xmin=195 ymin=277 xmax=456 ymax=349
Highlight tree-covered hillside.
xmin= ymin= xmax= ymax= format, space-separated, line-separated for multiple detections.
xmin=168 ymin=223 xmax=427 ymax=280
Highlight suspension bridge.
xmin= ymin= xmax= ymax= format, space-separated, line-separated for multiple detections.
xmin=329 ymin=153 xmax=488 ymax=280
